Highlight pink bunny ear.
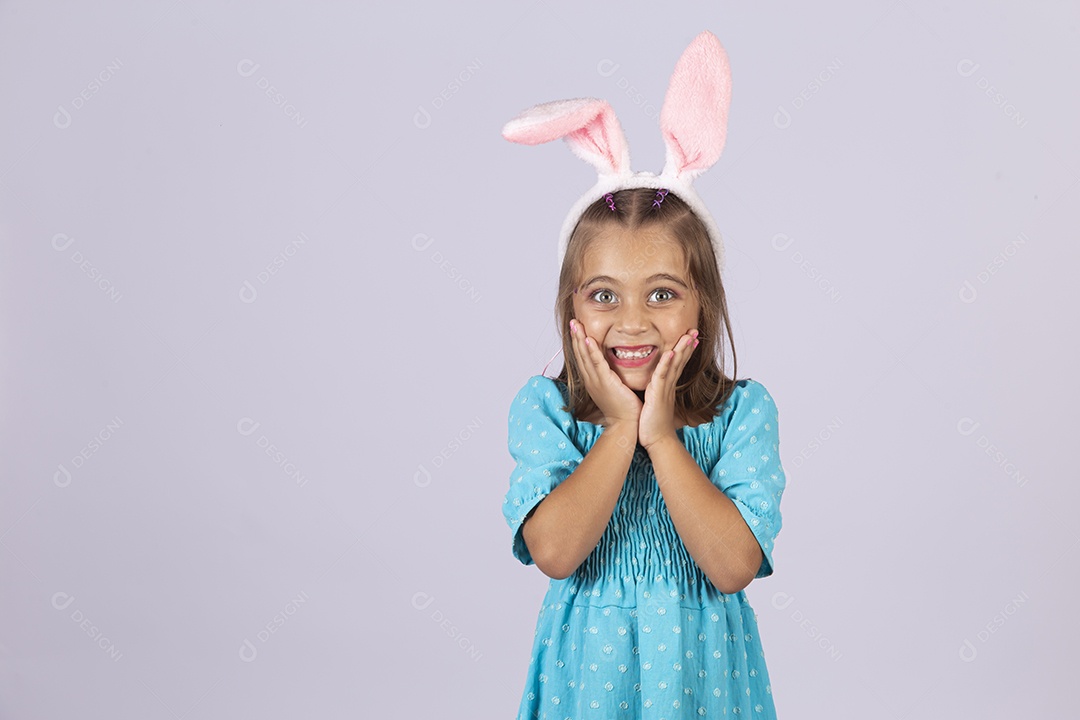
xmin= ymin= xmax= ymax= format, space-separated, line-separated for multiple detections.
xmin=502 ymin=98 xmax=631 ymax=177
xmin=660 ymin=31 xmax=732 ymax=181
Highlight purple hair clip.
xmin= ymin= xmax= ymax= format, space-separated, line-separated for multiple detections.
xmin=652 ymin=188 xmax=669 ymax=208
xmin=604 ymin=192 xmax=616 ymax=212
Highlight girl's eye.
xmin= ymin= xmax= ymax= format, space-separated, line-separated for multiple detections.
xmin=587 ymin=288 xmax=678 ymax=304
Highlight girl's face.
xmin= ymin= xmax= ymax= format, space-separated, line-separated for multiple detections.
xmin=571 ymin=226 xmax=701 ymax=392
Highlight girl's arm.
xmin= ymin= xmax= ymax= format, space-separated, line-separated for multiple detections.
xmin=521 ymin=420 xmax=637 ymax=579
xmin=647 ymin=435 xmax=763 ymax=594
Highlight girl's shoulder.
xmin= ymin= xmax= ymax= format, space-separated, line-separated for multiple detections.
xmin=714 ymin=377 xmax=779 ymax=421
xmin=727 ymin=377 xmax=779 ymax=411
xmin=515 ymin=374 xmax=568 ymax=401
xmin=708 ymin=378 xmax=782 ymax=441
xmin=669 ymin=377 xmax=758 ymax=432
xmin=510 ymin=374 xmax=574 ymax=420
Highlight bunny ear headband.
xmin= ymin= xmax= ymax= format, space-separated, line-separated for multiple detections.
xmin=501 ymin=30 xmax=732 ymax=272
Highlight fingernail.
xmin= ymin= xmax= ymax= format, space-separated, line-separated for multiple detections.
xmin=693 ymin=339 xmax=699 ymax=348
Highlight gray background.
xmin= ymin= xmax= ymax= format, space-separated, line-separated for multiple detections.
xmin=2 ymin=1 xmax=1077 ymax=717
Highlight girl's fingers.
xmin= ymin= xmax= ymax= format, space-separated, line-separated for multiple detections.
xmin=577 ymin=321 xmax=605 ymax=374
xmin=676 ymin=332 xmax=696 ymax=367
xmin=584 ymin=332 xmax=606 ymax=371
xmin=571 ymin=319 xmax=601 ymax=388
xmin=653 ymin=333 xmax=696 ymax=386
xmin=571 ymin=318 xmax=633 ymax=417
xmin=657 ymin=336 xmax=688 ymax=379
xmin=569 ymin=320 xmax=592 ymax=384
xmin=668 ymin=333 xmax=696 ymax=379
xmin=654 ymin=345 xmax=673 ymax=380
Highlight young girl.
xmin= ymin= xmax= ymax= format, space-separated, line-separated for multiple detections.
xmin=501 ymin=32 xmax=787 ymax=718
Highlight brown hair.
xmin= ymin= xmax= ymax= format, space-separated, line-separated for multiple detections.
xmin=553 ymin=187 xmax=740 ymax=426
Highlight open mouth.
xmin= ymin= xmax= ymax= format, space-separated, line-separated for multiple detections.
xmin=611 ymin=346 xmax=655 ymax=360
xmin=609 ymin=345 xmax=656 ymax=367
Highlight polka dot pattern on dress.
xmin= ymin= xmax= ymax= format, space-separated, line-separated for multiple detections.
xmin=503 ymin=375 xmax=786 ymax=718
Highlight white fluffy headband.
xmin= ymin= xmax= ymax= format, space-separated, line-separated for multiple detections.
xmin=501 ymin=30 xmax=732 ymax=272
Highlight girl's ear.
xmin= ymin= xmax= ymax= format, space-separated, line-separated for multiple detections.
xmin=502 ymin=97 xmax=631 ymax=177
xmin=659 ymin=31 xmax=732 ymax=182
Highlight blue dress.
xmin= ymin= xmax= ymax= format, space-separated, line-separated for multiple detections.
xmin=502 ymin=375 xmax=787 ymax=719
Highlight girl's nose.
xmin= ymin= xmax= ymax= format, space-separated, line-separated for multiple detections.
xmin=616 ymin=302 xmax=649 ymax=333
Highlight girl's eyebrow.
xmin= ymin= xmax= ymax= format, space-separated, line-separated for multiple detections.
xmin=580 ymin=273 xmax=689 ymax=290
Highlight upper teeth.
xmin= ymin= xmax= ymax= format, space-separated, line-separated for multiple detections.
xmin=613 ymin=347 xmax=654 ymax=359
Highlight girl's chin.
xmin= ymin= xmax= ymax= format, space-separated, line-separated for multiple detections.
xmin=609 ymin=365 xmax=651 ymax=390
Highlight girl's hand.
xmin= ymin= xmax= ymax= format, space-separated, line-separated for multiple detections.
xmin=639 ymin=329 xmax=699 ymax=452
xmin=568 ymin=318 xmax=642 ymax=430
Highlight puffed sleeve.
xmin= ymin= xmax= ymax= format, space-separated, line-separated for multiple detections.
xmin=709 ymin=380 xmax=787 ymax=579
xmin=502 ymin=375 xmax=585 ymax=566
